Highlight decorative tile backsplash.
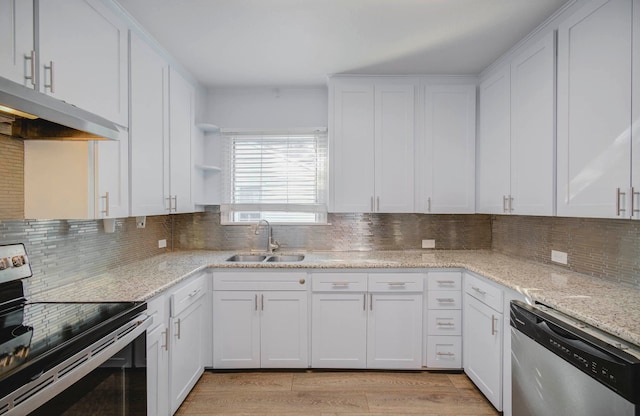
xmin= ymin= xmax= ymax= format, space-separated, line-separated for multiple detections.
xmin=0 ymin=216 xmax=171 ymax=296
xmin=492 ymin=215 xmax=640 ymax=287
xmin=173 ymin=206 xmax=492 ymax=252
xmin=0 ymin=135 xmax=24 ymax=219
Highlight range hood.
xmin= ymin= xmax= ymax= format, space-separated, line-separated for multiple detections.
xmin=0 ymin=76 xmax=119 ymax=140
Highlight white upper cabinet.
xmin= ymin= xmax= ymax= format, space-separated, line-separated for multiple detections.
xmin=129 ymin=32 xmax=169 ymax=216
xmin=633 ymin=0 xmax=640 ymax=219
xmin=23 ymin=127 xmax=129 ymax=220
xmin=557 ymin=0 xmax=632 ymax=218
xmin=0 ymin=0 xmax=35 ymax=87
xmin=330 ymin=78 xmax=415 ymax=213
xmin=420 ymin=84 xmax=476 ymax=214
xmin=38 ymin=0 xmax=128 ymax=126
xmin=509 ymin=32 xmax=556 ymax=216
xmin=168 ymin=67 xmax=194 ymax=213
xmin=477 ymin=31 xmax=555 ymax=216
xmin=477 ymin=66 xmax=511 ymax=214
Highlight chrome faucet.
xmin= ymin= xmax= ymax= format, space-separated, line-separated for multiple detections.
xmin=255 ymin=219 xmax=280 ymax=253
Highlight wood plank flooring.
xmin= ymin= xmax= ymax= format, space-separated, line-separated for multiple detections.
xmin=175 ymin=371 xmax=499 ymax=415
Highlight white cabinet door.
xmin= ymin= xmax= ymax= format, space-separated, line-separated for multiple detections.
xmin=212 ymin=291 xmax=260 ymax=369
xmin=129 ymin=32 xmax=170 ymax=216
xmin=422 ymin=84 xmax=476 ymax=213
xmin=170 ymin=298 xmax=205 ymax=414
xmin=477 ymin=66 xmax=511 ymax=214
xmin=463 ymin=294 xmax=503 ymax=411
xmin=38 ymin=0 xmax=128 ymax=126
xmin=0 ymin=0 xmax=34 ymax=87
xmin=375 ymin=83 xmax=415 ymax=213
xmin=96 ymin=128 xmax=129 ymax=218
xmin=557 ymin=0 xmax=632 ymax=218
xmin=147 ymin=323 xmax=169 ymax=416
xmin=632 ymin=0 xmax=640 ymax=220
xmin=510 ymin=32 xmax=556 ymax=216
xmin=331 ymin=82 xmax=375 ymax=212
xmin=260 ymin=291 xmax=309 ymax=368
xmin=367 ymin=293 xmax=422 ymax=369
xmin=168 ymin=68 xmax=194 ymax=213
xmin=311 ymin=293 xmax=367 ymax=368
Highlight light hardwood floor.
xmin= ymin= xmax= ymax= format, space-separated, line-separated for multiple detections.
xmin=176 ymin=371 xmax=500 ymax=415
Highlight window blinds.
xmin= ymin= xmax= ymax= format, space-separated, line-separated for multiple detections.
xmin=221 ymin=129 xmax=328 ymax=223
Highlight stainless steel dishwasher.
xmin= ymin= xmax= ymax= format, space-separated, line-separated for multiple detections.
xmin=510 ymin=300 xmax=640 ymax=416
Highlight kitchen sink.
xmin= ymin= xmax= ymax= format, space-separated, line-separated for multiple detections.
xmin=265 ymin=254 xmax=305 ymax=262
xmin=226 ymin=255 xmax=268 ymax=262
xmin=225 ymin=254 xmax=305 ymax=263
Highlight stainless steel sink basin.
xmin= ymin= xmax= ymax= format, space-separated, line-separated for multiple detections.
xmin=265 ymin=254 xmax=305 ymax=262
xmin=226 ymin=254 xmax=268 ymax=262
xmin=225 ymin=254 xmax=305 ymax=263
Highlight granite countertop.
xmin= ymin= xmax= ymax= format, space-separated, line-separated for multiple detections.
xmin=34 ymin=249 xmax=640 ymax=348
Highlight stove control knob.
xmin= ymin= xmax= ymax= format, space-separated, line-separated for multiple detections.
xmin=13 ymin=346 xmax=29 ymax=359
xmin=0 ymin=354 xmax=13 ymax=367
xmin=0 ymin=258 xmax=8 ymax=270
xmin=11 ymin=255 xmax=25 ymax=267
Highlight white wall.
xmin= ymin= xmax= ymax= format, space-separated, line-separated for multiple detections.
xmin=205 ymin=87 xmax=328 ymax=129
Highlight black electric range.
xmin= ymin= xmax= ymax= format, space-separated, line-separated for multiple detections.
xmin=0 ymin=243 xmax=147 ymax=414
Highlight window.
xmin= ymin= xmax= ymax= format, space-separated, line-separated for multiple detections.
xmin=221 ymin=129 xmax=328 ymax=224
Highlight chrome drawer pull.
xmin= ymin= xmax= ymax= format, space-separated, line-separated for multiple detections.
xmin=436 ymin=352 xmax=455 ymax=356
xmin=436 ymin=298 xmax=455 ymax=302
xmin=332 ymin=282 xmax=349 ymax=287
xmin=436 ymin=322 xmax=455 ymax=326
xmin=472 ymin=286 xmax=487 ymax=295
xmin=388 ymin=282 xmax=406 ymax=286
xmin=436 ymin=280 xmax=455 ymax=284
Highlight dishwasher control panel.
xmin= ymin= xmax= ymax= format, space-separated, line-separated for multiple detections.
xmin=511 ymin=300 xmax=640 ymax=405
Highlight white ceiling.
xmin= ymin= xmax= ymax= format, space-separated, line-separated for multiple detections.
xmin=115 ymin=0 xmax=568 ymax=88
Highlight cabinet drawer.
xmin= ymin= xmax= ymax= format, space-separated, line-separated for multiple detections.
xmin=427 ymin=291 xmax=462 ymax=309
xmin=427 ymin=310 xmax=462 ymax=336
xmin=464 ymin=273 xmax=503 ymax=312
xmin=311 ymin=273 xmax=367 ymax=292
xmin=427 ymin=271 xmax=462 ymax=291
xmin=368 ymin=273 xmax=424 ymax=292
xmin=171 ymin=274 xmax=207 ymax=317
xmin=426 ymin=336 xmax=461 ymax=369
xmin=213 ymin=271 xmax=308 ymax=291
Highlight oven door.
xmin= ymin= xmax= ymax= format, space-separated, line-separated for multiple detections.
xmin=29 ymin=331 xmax=147 ymax=416
xmin=3 ymin=314 xmax=150 ymax=416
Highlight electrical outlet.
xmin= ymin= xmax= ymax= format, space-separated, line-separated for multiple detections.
xmin=136 ymin=216 xmax=146 ymax=229
xmin=422 ymin=239 xmax=436 ymax=249
xmin=551 ymin=250 xmax=568 ymax=265
xmin=158 ymin=239 xmax=167 ymax=248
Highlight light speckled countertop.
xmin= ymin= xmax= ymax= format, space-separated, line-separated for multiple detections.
xmin=34 ymin=249 xmax=640 ymax=348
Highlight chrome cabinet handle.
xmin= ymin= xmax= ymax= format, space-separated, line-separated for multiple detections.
xmin=436 ymin=280 xmax=455 ymax=285
xmin=261 ymin=294 xmax=264 ymax=311
xmin=388 ymin=282 xmax=406 ymax=287
xmin=503 ymin=195 xmax=509 ymax=213
xmin=175 ymin=318 xmax=181 ymax=340
xmin=509 ymin=195 xmax=514 ymax=212
xmin=376 ymin=196 xmax=380 ymax=212
xmin=173 ymin=195 xmax=178 ymax=212
xmin=101 ymin=192 xmax=110 ymax=217
xmin=436 ymin=298 xmax=455 ymax=303
xmin=370 ymin=196 xmax=374 ymax=212
xmin=255 ymin=294 xmax=258 ymax=311
xmin=369 ymin=293 xmax=373 ymax=311
xmin=44 ymin=61 xmax=54 ymax=93
xmin=632 ymin=187 xmax=639 ymax=218
xmin=332 ymin=282 xmax=349 ymax=287
xmin=427 ymin=197 xmax=432 ymax=213
xmin=436 ymin=351 xmax=455 ymax=356
xmin=188 ymin=288 xmax=201 ymax=298
xmin=166 ymin=196 xmax=173 ymax=212
xmin=363 ymin=293 xmax=366 ymax=311
xmin=161 ymin=329 xmax=169 ymax=351
xmin=616 ymin=187 xmax=627 ymax=216
xmin=436 ymin=322 xmax=455 ymax=327
xmin=25 ymin=50 xmax=36 ymax=86
xmin=491 ymin=315 xmax=497 ymax=336
xmin=472 ymin=286 xmax=486 ymax=295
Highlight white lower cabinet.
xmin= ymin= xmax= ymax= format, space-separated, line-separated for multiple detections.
xmin=212 ymin=271 xmax=309 ymax=369
xmin=147 ymin=272 xmax=207 ymax=416
xmin=463 ymin=273 xmax=504 ymax=412
xmin=311 ymin=272 xmax=423 ymax=370
xmin=425 ymin=271 xmax=462 ymax=368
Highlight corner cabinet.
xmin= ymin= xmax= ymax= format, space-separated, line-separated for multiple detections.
xmin=212 ymin=271 xmax=309 ymax=369
xmin=37 ymin=0 xmax=128 ymax=126
xmin=556 ymin=0 xmax=634 ymax=218
xmin=419 ymin=84 xmax=476 ymax=214
xmin=330 ymin=78 xmax=415 ymax=213
xmin=130 ymin=32 xmax=197 ymax=216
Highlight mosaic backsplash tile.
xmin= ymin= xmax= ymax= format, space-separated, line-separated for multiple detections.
xmin=491 ymin=215 xmax=640 ymax=287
